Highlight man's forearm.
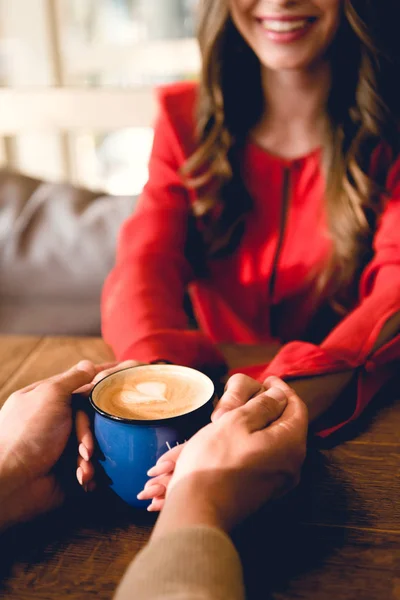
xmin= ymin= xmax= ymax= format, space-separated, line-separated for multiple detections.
xmin=115 ymin=478 xmax=245 ymax=600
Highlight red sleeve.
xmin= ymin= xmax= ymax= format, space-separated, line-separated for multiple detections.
xmin=101 ymin=89 xmax=225 ymax=370
xmin=262 ymin=156 xmax=400 ymax=437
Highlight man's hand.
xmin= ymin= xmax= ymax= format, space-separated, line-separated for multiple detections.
xmin=0 ymin=361 xmax=98 ymax=531
xmin=139 ymin=374 xmax=270 ymax=510
xmin=148 ymin=376 xmax=308 ymax=538
xmin=139 ymin=375 xmax=308 ymax=527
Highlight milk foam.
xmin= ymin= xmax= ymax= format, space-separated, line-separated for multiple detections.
xmin=92 ymin=365 xmax=214 ymax=421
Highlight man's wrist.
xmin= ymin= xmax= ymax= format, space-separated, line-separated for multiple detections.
xmin=0 ymin=449 xmax=25 ymax=533
xmin=152 ymin=476 xmax=225 ymax=541
xmin=0 ymin=472 xmax=17 ymax=533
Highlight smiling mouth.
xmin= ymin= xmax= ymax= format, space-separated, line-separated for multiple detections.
xmin=258 ymin=17 xmax=316 ymax=34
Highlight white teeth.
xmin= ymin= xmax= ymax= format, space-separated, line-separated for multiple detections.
xmin=261 ymin=19 xmax=309 ymax=33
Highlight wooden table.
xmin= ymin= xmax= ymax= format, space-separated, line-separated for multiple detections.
xmin=0 ymin=335 xmax=399 ymax=600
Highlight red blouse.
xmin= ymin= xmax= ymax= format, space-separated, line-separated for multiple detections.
xmin=102 ymin=81 xmax=400 ymax=437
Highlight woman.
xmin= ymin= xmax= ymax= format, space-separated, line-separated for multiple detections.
xmin=97 ymin=0 xmax=400 ymax=448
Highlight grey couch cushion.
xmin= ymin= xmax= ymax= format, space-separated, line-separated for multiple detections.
xmin=0 ymin=170 xmax=135 ymax=335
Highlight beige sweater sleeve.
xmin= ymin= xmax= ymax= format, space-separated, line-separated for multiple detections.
xmin=114 ymin=525 xmax=245 ymax=600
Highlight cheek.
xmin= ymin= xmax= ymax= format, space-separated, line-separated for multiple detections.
xmin=316 ymin=0 xmax=343 ymax=47
xmin=229 ymin=0 xmax=255 ymax=42
xmin=229 ymin=0 xmax=253 ymax=9
xmin=229 ymin=0 xmax=254 ymax=23
xmin=321 ymin=0 xmax=343 ymax=27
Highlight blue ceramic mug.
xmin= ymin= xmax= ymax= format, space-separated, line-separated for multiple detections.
xmin=89 ymin=364 xmax=215 ymax=508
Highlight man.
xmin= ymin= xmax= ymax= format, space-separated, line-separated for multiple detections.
xmin=0 ymin=361 xmax=307 ymax=599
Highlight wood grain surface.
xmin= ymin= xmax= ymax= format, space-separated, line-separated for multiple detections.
xmin=0 ymin=335 xmax=399 ymax=600
xmin=0 ymin=337 xmax=115 ymax=407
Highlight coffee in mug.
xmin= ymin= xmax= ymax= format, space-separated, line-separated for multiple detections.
xmin=92 ymin=364 xmax=213 ymax=421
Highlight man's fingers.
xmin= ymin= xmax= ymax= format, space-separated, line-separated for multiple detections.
xmin=267 ymin=390 xmax=309 ymax=445
xmin=239 ymin=386 xmax=288 ymax=432
xmin=263 ymin=376 xmax=293 ymax=396
xmin=20 ymin=362 xmax=117 ymax=396
xmin=73 ymin=383 xmax=94 ymax=396
xmin=20 ymin=379 xmax=47 ymax=394
xmin=91 ymin=360 xmax=142 ymax=386
xmin=259 ymin=389 xmax=309 ymax=477
xmin=44 ymin=361 xmax=96 ymax=397
xmin=94 ymin=362 xmax=119 ymax=373
xmin=212 ymin=374 xmax=265 ymax=422
xmin=263 ymin=376 xmax=308 ymax=445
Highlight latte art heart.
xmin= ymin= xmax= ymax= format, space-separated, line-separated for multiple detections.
xmin=120 ymin=382 xmax=169 ymax=404
xmin=92 ymin=365 xmax=214 ymax=421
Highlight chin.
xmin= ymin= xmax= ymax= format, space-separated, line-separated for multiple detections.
xmin=257 ymin=48 xmax=324 ymax=73
xmin=262 ymin=59 xmax=311 ymax=71
xmin=259 ymin=57 xmax=313 ymax=72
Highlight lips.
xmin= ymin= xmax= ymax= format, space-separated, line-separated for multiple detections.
xmin=255 ymin=15 xmax=317 ymax=42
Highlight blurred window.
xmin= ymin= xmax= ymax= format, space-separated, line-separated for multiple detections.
xmin=0 ymin=0 xmax=199 ymax=194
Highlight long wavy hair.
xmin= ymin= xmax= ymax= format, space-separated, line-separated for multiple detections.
xmin=183 ymin=0 xmax=400 ymax=311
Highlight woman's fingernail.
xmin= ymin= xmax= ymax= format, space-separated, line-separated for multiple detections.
xmin=77 ymin=467 xmax=83 ymax=486
xmin=79 ymin=444 xmax=90 ymax=462
xmin=147 ymin=467 xmax=157 ymax=476
xmin=266 ymin=387 xmax=288 ymax=403
xmin=144 ymin=484 xmax=164 ymax=497
xmin=137 ymin=491 xmax=145 ymax=499
xmin=147 ymin=504 xmax=155 ymax=512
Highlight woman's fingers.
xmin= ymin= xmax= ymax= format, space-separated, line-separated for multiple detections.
xmin=143 ymin=473 xmax=171 ymax=490
xmin=77 ymin=456 xmax=95 ymax=486
xmin=76 ymin=410 xmax=94 ymax=460
xmin=138 ymin=472 xmax=173 ymax=501
xmin=147 ymin=444 xmax=185 ymax=477
xmin=147 ymin=497 xmax=166 ymax=512
xmin=147 ymin=460 xmax=176 ymax=477
xmin=137 ymin=483 xmax=167 ymax=501
xmin=212 ymin=373 xmax=265 ymax=421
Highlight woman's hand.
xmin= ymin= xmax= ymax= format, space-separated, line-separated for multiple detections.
xmin=138 ymin=374 xmax=295 ymax=511
xmin=75 ymin=360 xmax=143 ymax=490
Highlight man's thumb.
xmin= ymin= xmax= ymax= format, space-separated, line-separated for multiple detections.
xmin=48 ymin=360 xmax=96 ymax=396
